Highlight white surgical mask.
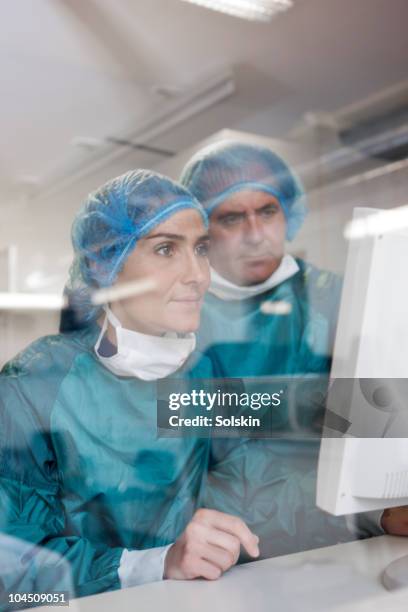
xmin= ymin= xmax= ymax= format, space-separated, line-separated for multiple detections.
xmin=209 ymin=254 xmax=299 ymax=301
xmin=94 ymin=307 xmax=196 ymax=381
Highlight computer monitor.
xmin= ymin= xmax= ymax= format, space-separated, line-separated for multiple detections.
xmin=316 ymin=207 xmax=408 ymax=590
xmin=317 ymin=206 xmax=408 ymax=515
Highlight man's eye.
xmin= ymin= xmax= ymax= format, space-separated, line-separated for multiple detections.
xmin=196 ymin=242 xmax=209 ymax=257
xmin=260 ymin=206 xmax=278 ymax=218
xmin=220 ymin=215 xmax=242 ymax=226
xmin=155 ymin=243 xmax=174 ymax=256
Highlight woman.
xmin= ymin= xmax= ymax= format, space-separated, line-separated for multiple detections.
xmin=0 ymin=170 xmax=259 ymax=601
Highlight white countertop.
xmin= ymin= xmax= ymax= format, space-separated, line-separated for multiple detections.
xmin=30 ymin=534 xmax=408 ymax=612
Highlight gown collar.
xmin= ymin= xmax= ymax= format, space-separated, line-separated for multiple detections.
xmin=209 ymin=254 xmax=299 ymax=301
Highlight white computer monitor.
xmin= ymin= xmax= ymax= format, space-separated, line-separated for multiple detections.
xmin=317 ymin=207 xmax=408 ymax=517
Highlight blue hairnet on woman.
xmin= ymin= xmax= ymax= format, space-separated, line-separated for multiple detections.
xmin=61 ymin=169 xmax=207 ymax=329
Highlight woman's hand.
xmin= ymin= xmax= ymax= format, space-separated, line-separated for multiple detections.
xmin=164 ymin=508 xmax=259 ymax=580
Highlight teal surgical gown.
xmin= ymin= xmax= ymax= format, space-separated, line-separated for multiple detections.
xmin=198 ymin=259 xmax=357 ymax=555
xmin=0 ymin=274 xmax=366 ymax=604
xmin=0 ymin=325 xmax=215 ymax=599
xmin=1 ymin=324 xmax=317 ymax=603
xmin=198 ymin=259 xmax=342 ymax=377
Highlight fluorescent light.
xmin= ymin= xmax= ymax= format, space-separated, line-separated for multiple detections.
xmin=181 ymin=0 xmax=293 ymax=21
xmin=91 ymin=278 xmax=157 ymax=305
xmin=0 ymin=293 xmax=66 ymax=311
xmin=344 ymin=204 xmax=408 ymax=240
xmin=0 ymin=278 xmax=157 ymax=310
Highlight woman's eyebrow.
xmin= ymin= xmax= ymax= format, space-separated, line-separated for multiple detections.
xmin=145 ymin=232 xmax=185 ymax=240
xmin=145 ymin=232 xmax=210 ymax=241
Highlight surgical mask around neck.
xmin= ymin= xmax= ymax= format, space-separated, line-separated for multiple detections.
xmin=209 ymin=254 xmax=299 ymax=301
xmin=94 ymin=307 xmax=196 ymax=381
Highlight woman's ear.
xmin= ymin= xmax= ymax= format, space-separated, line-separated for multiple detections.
xmin=86 ymin=257 xmax=112 ymax=286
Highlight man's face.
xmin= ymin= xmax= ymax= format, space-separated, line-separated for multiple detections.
xmin=209 ymin=190 xmax=286 ymax=286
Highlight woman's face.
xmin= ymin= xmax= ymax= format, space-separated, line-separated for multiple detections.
xmin=110 ymin=209 xmax=210 ymax=335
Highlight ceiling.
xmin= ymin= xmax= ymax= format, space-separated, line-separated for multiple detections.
xmin=1 ymin=0 xmax=407 ymax=202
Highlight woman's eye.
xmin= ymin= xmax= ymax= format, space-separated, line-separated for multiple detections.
xmin=155 ymin=243 xmax=174 ymax=256
xmin=196 ymin=242 xmax=209 ymax=257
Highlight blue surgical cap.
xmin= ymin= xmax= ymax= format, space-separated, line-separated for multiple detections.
xmin=64 ymin=169 xmax=208 ymax=326
xmin=180 ymin=141 xmax=307 ymax=241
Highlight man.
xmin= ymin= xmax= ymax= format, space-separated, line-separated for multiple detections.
xmin=180 ymin=140 xmax=339 ymax=379
xmin=180 ymin=140 xmax=407 ymax=553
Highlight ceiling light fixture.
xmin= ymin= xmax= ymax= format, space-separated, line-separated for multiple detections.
xmin=91 ymin=278 xmax=157 ymax=306
xmin=0 ymin=293 xmax=65 ymax=311
xmin=181 ymin=0 xmax=293 ymax=22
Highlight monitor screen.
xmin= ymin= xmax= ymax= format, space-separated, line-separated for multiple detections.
xmin=317 ymin=207 xmax=408 ymax=515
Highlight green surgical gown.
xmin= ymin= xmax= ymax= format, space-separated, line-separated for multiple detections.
xmin=1 ymin=324 xmax=312 ymax=603
xmin=0 ymin=325 xmax=214 ymax=599
xmin=198 ymin=259 xmax=359 ymax=555
xmin=198 ymin=259 xmax=342 ymax=377
xmin=0 ymin=266 xmax=375 ymax=603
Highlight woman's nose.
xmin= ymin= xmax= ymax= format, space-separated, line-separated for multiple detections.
xmin=182 ymin=251 xmax=209 ymax=286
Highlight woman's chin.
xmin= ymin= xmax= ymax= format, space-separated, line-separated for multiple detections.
xmin=165 ymin=304 xmax=201 ymax=334
xmin=167 ymin=317 xmax=199 ymax=335
xmin=174 ymin=323 xmax=198 ymax=335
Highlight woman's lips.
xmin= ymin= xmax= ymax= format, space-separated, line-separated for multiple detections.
xmin=171 ymin=296 xmax=203 ymax=304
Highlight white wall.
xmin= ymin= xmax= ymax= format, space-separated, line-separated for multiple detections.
xmin=294 ymin=161 xmax=408 ymax=274
xmin=0 ymin=148 xmax=160 ymax=364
